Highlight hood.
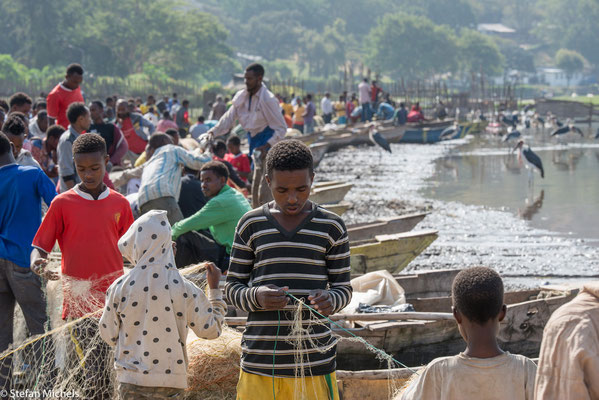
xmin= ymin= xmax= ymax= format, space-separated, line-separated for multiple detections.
xmin=582 ymin=281 xmax=599 ymax=299
xmin=118 ymin=210 xmax=175 ymax=269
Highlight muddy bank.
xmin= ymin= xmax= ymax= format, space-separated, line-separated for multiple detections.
xmin=316 ymin=138 xmax=599 ymax=287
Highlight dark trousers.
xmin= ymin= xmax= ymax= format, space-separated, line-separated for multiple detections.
xmin=323 ymin=113 xmax=332 ymax=124
xmin=175 ymin=231 xmax=229 ymax=272
xmin=0 ymin=258 xmax=48 ymax=395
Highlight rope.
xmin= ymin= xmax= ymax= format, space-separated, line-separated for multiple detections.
xmin=272 ymin=310 xmax=281 ymax=399
xmin=281 ymin=291 xmax=417 ymax=374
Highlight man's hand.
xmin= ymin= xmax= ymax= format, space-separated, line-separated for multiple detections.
xmin=308 ymin=289 xmax=334 ymax=316
xmin=31 ymin=258 xmax=60 ymax=281
xmin=256 ymin=284 xmax=289 ymax=310
xmin=254 ymin=143 xmax=270 ymax=158
xmin=205 ymin=262 xmax=221 ymax=290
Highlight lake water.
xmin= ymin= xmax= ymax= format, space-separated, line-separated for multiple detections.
xmin=423 ymin=134 xmax=599 ymax=245
xmin=317 ymin=125 xmax=599 ymax=286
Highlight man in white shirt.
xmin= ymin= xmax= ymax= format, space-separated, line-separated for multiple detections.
xmin=207 ymin=63 xmax=287 ymax=207
xmin=29 ymin=110 xmax=48 ymax=139
xmin=320 ymin=92 xmax=333 ymax=124
xmin=358 ymin=78 xmax=372 ymax=122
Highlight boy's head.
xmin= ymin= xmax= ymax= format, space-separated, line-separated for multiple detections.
xmin=211 ymin=140 xmax=227 ymax=159
xmin=72 ymin=133 xmax=109 ymax=192
xmin=2 ymin=113 xmax=27 ymax=159
xmin=89 ymin=100 xmax=104 ymax=122
xmin=452 ymin=266 xmax=506 ymax=333
xmin=200 ymin=161 xmax=229 ymax=199
xmin=265 ymin=139 xmax=314 ymax=216
xmin=164 ymin=128 xmax=180 ymax=146
xmin=9 ymin=92 xmax=33 ymax=114
xmin=65 ymin=63 xmax=84 ymax=89
xmin=226 ymin=135 xmax=241 ymax=155
xmin=118 ymin=210 xmax=173 ymax=266
xmin=146 ymin=132 xmax=173 ymax=159
xmin=197 ymin=115 xmax=205 ymax=123
xmin=0 ymin=132 xmax=15 ymax=163
xmin=46 ymin=124 xmax=65 ymax=151
xmin=66 ymin=102 xmax=91 ymax=132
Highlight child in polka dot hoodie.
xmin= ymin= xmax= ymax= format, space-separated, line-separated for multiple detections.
xmin=99 ymin=209 xmax=226 ymax=399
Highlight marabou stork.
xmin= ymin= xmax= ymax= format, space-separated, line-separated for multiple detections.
xmin=502 ymin=129 xmax=521 ymax=144
xmin=595 ymin=128 xmax=599 ymax=139
xmin=440 ymin=124 xmax=459 ymax=141
xmin=513 ymin=140 xmax=544 ymax=186
xmin=368 ymin=125 xmax=392 ymax=153
xmin=550 ymin=121 xmax=583 ymax=142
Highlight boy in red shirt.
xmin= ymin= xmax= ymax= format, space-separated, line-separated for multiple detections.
xmin=46 ymin=63 xmax=84 ymax=128
xmin=30 ymin=133 xmax=133 ymax=400
xmin=225 ymin=135 xmax=251 ymax=183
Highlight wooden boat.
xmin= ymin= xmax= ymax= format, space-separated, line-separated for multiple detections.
xmin=336 ymin=367 xmax=419 ymax=400
xmin=334 ymin=269 xmax=577 ymax=370
xmin=399 ymin=123 xmax=470 ymax=144
xmin=311 ymin=182 xmax=353 ymax=204
xmin=310 ymin=142 xmax=329 ymax=168
xmin=347 ymin=213 xmax=428 ymax=242
xmin=349 ymin=230 xmax=438 ymax=274
xmin=321 ymin=201 xmax=351 ymax=216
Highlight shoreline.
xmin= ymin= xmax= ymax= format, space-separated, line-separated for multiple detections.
xmin=316 ymin=136 xmax=599 ymax=288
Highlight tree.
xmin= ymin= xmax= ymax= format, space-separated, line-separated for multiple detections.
xmin=457 ymin=29 xmax=504 ymax=77
xmin=365 ymin=13 xmax=458 ymax=79
xmin=299 ymin=19 xmax=348 ymax=78
xmin=535 ymin=0 xmax=599 ymax=67
xmin=495 ymin=38 xmax=535 ymax=73
xmin=555 ymin=49 xmax=586 ymax=87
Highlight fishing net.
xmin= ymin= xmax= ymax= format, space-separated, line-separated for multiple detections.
xmin=282 ymin=294 xmax=416 ymax=400
xmin=0 ymin=260 xmax=242 ymax=400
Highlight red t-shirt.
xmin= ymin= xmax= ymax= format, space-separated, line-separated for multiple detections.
xmin=32 ymin=186 xmax=134 ymax=319
xmin=46 ymin=83 xmax=84 ymax=129
xmin=120 ymin=117 xmax=147 ymax=154
xmin=224 ymin=152 xmax=251 ymax=183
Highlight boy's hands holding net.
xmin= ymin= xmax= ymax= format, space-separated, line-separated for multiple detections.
xmin=308 ymin=289 xmax=333 ymax=316
xmin=256 ymin=285 xmax=290 ymax=310
xmin=31 ymin=257 xmax=60 ymax=280
xmin=205 ymin=262 xmax=221 ymax=289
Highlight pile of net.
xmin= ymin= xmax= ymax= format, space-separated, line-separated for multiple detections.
xmin=186 ymin=327 xmax=242 ymax=400
xmin=1 ymin=260 xmax=242 ymax=400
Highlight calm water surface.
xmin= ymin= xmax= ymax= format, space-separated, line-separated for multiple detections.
xmin=423 ymin=130 xmax=599 ymax=244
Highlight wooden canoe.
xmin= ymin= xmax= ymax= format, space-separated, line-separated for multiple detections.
xmin=310 ymin=142 xmax=329 ymax=168
xmin=347 ymin=213 xmax=428 ymax=242
xmin=399 ymin=123 xmax=470 ymax=144
xmin=311 ymin=182 xmax=353 ymax=204
xmin=349 ymin=230 xmax=439 ymax=274
xmin=334 ymin=269 xmax=577 ymax=370
xmin=321 ymin=201 xmax=351 ymax=216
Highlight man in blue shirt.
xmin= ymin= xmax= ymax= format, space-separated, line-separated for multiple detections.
xmin=0 ymin=131 xmax=57 ymax=391
xmin=395 ymin=102 xmax=408 ymax=126
xmin=376 ymin=102 xmax=395 ymax=121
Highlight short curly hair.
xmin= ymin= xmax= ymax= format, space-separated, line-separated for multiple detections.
xmin=1 ymin=114 xmax=27 ymax=137
xmin=72 ymin=133 xmax=106 ymax=155
xmin=9 ymin=92 xmax=33 ymax=108
xmin=67 ymin=102 xmax=88 ymax=124
xmin=452 ymin=267 xmax=504 ymax=325
xmin=201 ymin=160 xmax=229 ymax=180
xmin=265 ymin=139 xmax=313 ymax=176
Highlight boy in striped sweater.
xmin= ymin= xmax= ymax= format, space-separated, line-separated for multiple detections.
xmin=225 ymin=139 xmax=352 ymax=400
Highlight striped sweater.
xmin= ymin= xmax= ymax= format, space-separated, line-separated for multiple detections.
xmin=225 ymin=202 xmax=352 ymax=377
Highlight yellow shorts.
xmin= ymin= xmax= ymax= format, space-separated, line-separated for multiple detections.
xmin=236 ymin=370 xmax=340 ymax=400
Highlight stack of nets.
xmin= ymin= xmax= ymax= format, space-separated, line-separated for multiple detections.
xmin=0 ymin=260 xmax=243 ymax=400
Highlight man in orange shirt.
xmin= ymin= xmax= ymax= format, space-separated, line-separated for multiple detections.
xmin=46 ymin=64 xmax=84 ymax=128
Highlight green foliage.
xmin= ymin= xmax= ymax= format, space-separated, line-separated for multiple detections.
xmin=535 ymin=0 xmax=599 ymax=66
xmin=555 ymin=49 xmax=586 ymax=85
xmin=366 ymin=13 xmax=458 ymax=79
xmin=495 ymin=39 xmax=535 ymax=73
xmin=0 ymin=0 xmax=234 ymax=83
xmin=457 ymin=29 xmax=504 ymax=76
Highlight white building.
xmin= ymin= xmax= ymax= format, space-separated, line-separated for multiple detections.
xmin=536 ymin=67 xmax=584 ymax=87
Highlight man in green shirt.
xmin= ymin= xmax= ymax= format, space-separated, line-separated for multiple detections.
xmin=172 ymin=160 xmax=252 ymax=271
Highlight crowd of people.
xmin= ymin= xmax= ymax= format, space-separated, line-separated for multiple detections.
xmin=0 ymin=61 xmax=597 ymax=400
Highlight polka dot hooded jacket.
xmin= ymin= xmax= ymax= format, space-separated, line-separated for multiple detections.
xmin=99 ymin=210 xmax=226 ymax=389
